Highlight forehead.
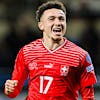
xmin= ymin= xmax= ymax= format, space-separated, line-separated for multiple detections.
xmin=42 ymin=8 xmax=65 ymax=17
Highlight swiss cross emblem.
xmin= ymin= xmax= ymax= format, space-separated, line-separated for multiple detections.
xmin=60 ymin=65 xmax=69 ymax=76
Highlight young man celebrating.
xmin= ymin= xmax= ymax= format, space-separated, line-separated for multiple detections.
xmin=4 ymin=1 xmax=97 ymax=100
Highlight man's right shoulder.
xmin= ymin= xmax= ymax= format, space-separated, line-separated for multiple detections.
xmin=23 ymin=38 xmax=42 ymax=50
xmin=20 ymin=38 xmax=43 ymax=65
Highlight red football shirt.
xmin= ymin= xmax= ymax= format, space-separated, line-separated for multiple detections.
xmin=6 ymin=38 xmax=97 ymax=100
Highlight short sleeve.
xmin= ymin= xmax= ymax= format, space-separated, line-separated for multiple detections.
xmin=80 ymin=53 xmax=97 ymax=87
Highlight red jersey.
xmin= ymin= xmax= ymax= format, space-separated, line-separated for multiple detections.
xmin=5 ymin=38 xmax=97 ymax=100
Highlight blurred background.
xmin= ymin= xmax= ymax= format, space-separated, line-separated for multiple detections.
xmin=0 ymin=0 xmax=100 ymax=99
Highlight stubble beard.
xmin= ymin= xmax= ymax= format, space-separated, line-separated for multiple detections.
xmin=51 ymin=37 xmax=62 ymax=43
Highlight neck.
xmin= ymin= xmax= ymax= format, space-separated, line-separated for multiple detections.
xmin=43 ymin=37 xmax=64 ymax=50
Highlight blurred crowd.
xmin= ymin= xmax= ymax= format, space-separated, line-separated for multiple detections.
xmin=0 ymin=0 xmax=100 ymax=74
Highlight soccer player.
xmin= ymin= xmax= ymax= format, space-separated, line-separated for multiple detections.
xmin=4 ymin=1 xmax=97 ymax=100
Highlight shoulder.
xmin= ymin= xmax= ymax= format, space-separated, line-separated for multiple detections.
xmin=17 ymin=38 xmax=42 ymax=64
xmin=67 ymin=39 xmax=87 ymax=53
xmin=23 ymin=38 xmax=42 ymax=50
xmin=65 ymin=39 xmax=88 ymax=59
xmin=17 ymin=38 xmax=42 ymax=55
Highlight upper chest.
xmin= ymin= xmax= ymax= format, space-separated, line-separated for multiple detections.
xmin=24 ymin=47 xmax=82 ymax=77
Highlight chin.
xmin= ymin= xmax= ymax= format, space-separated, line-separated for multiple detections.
xmin=51 ymin=37 xmax=62 ymax=42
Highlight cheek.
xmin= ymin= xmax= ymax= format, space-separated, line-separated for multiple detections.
xmin=63 ymin=23 xmax=67 ymax=30
xmin=62 ymin=24 xmax=66 ymax=35
xmin=44 ymin=23 xmax=52 ymax=30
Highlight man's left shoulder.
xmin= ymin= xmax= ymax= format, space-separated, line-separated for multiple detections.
xmin=67 ymin=40 xmax=87 ymax=55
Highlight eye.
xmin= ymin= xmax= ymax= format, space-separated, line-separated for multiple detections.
xmin=48 ymin=16 xmax=55 ymax=21
xmin=59 ymin=16 xmax=65 ymax=21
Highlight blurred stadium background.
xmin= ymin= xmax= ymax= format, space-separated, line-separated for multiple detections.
xmin=0 ymin=0 xmax=100 ymax=99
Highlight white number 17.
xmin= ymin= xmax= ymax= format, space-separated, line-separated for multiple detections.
xmin=40 ymin=76 xmax=53 ymax=94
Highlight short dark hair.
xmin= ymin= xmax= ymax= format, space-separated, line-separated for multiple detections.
xmin=36 ymin=0 xmax=67 ymax=22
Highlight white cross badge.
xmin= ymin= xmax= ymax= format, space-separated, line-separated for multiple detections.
xmin=60 ymin=65 xmax=69 ymax=76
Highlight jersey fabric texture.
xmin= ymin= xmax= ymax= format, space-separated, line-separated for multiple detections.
xmin=5 ymin=38 xmax=97 ymax=100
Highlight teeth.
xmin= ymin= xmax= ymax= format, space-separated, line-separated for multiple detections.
xmin=53 ymin=28 xmax=61 ymax=32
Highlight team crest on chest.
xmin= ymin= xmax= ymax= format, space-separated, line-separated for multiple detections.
xmin=60 ymin=65 xmax=69 ymax=76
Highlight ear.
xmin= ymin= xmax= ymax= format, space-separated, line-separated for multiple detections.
xmin=38 ymin=22 xmax=44 ymax=31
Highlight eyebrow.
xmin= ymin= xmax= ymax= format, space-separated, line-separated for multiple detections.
xmin=48 ymin=15 xmax=65 ymax=18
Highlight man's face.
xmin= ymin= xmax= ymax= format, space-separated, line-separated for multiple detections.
xmin=38 ymin=8 xmax=66 ymax=40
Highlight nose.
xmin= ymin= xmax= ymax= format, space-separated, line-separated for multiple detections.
xmin=54 ymin=18 xmax=61 ymax=26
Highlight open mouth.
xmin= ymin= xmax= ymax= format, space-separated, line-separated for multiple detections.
xmin=53 ymin=28 xmax=61 ymax=32
xmin=52 ymin=28 xmax=62 ymax=36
